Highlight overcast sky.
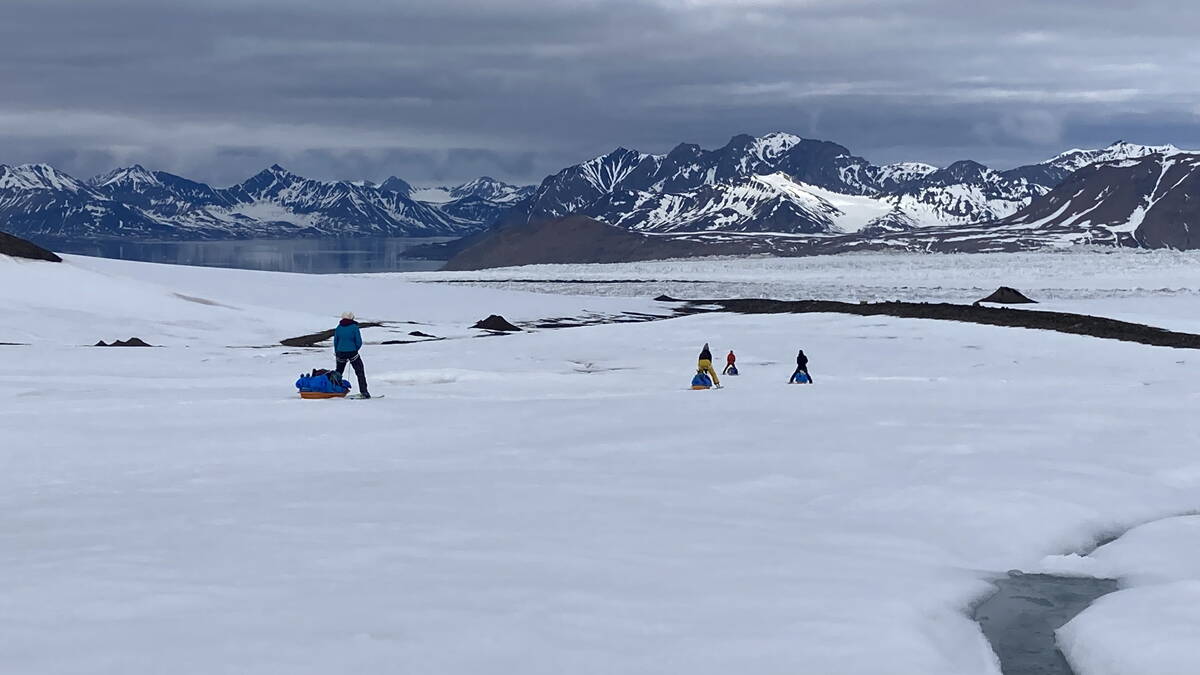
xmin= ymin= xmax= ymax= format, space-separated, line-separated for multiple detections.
xmin=2 ymin=0 xmax=1198 ymax=187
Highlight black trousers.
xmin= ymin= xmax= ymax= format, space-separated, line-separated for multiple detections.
xmin=335 ymin=351 xmax=369 ymax=394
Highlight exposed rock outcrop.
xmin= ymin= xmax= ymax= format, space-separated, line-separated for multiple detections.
xmin=0 ymin=230 xmax=61 ymax=262
xmin=472 ymin=315 xmax=522 ymax=332
xmin=976 ymin=287 xmax=1037 ymax=304
xmin=95 ymin=337 xmax=153 ymax=347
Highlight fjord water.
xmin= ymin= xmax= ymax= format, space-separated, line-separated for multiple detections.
xmin=40 ymin=237 xmax=450 ymax=273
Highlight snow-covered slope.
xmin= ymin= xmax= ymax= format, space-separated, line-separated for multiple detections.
xmin=409 ymin=177 xmax=536 ymax=226
xmin=889 ymin=160 xmax=1049 ymax=226
xmin=872 ymin=162 xmax=939 ymax=191
xmin=986 ymin=151 xmax=1200 ymax=249
xmin=448 ymin=176 xmax=535 ymax=203
xmin=0 ymin=252 xmax=658 ymax=346
xmin=1004 ymin=140 xmax=1182 ymax=188
xmin=3 ymin=254 xmax=1200 ymax=674
xmin=515 ymin=148 xmax=663 ymax=221
xmin=594 ymin=173 xmax=893 ymax=234
xmin=0 ymin=162 xmax=89 ymax=192
xmin=407 ymin=186 xmax=454 ymax=203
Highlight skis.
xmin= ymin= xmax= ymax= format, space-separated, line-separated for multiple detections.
xmin=347 ymin=394 xmax=384 ymax=400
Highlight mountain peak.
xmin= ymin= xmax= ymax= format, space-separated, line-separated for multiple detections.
xmin=90 ymin=164 xmax=160 ymax=189
xmin=601 ymin=146 xmax=636 ymax=159
xmin=448 ymin=176 xmax=533 ymax=203
xmin=0 ymin=163 xmax=86 ymax=192
xmin=246 ymin=164 xmax=299 ymax=184
xmin=752 ymin=132 xmax=803 ymax=161
xmin=379 ymin=176 xmax=414 ymax=196
xmin=666 ymin=142 xmax=703 ymax=158
xmin=942 ymin=159 xmax=990 ymax=176
xmin=760 ymin=131 xmax=802 ymax=141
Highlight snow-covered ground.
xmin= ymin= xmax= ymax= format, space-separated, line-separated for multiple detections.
xmin=0 ymin=254 xmax=665 ymax=346
xmin=3 ymin=252 xmax=1200 ymax=674
xmin=404 ymin=249 xmax=1200 ymax=332
xmin=403 ymin=248 xmax=1200 ymax=300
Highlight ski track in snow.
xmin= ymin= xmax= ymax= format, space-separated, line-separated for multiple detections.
xmin=2 ymin=252 xmax=1200 ymax=675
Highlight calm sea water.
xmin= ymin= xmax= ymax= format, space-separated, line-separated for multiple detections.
xmin=44 ymin=237 xmax=452 ymax=274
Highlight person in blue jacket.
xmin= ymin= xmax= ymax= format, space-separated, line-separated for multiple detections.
xmin=333 ymin=311 xmax=370 ymax=398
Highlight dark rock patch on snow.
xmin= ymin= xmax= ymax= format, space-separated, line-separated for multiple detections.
xmin=280 ymin=322 xmax=383 ymax=348
xmin=172 ymin=292 xmax=233 ymax=308
xmin=534 ymin=311 xmax=668 ymax=329
xmin=977 ymin=287 xmax=1037 ymax=304
xmin=472 ymin=315 xmax=522 ymax=332
xmin=408 ymin=331 xmax=437 ymax=338
xmin=95 ymin=337 xmax=154 ymax=347
xmin=678 ymin=298 xmax=1200 ymax=349
xmin=1 ymin=230 xmax=61 ymax=262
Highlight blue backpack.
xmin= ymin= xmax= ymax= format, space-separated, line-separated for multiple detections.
xmin=727 ymin=365 xmax=739 ymax=376
xmin=791 ymin=370 xmax=811 ymax=384
xmin=692 ymin=371 xmax=713 ymax=388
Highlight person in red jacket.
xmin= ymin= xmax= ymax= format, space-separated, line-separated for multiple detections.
xmin=722 ymin=350 xmax=737 ymax=375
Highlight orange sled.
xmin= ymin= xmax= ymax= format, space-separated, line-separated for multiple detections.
xmin=299 ymin=391 xmax=348 ymax=399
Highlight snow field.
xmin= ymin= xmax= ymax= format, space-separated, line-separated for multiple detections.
xmin=3 ymin=254 xmax=1200 ymax=673
xmin=0 ymin=254 xmax=666 ymax=347
xmin=401 ymin=249 xmax=1200 ymax=298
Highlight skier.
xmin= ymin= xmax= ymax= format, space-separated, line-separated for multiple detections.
xmin=697 ymin=342 xmax=721 ymax=388
xmin=333 ymin=311 xmax=370 ymax=398
xmin=789 ymin=349 xmax=813 ymax=384
xmin=722 ymin=350 xmax=737 ymax=375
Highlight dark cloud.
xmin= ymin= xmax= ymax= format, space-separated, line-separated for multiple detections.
xmin=2 ymin=0 xmax=1198 ymax=186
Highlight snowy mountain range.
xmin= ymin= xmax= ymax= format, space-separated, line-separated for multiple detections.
xmin=1 ymin=135 xmax=1193 ymax=254
xmin=988 ymin=150 xmax=1200 ymax=250
xmin=502 ymin=134 xmax=1186 ymax=241
xmin=0 ymin=163 xmax=532 ymax=241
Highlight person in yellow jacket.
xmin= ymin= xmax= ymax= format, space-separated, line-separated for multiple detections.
xmin=697 ymin=342 xmax=721 ymax=387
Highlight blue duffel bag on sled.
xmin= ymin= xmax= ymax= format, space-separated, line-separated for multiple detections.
xmin=296 ymin=369 xmax=352 ymax=399
xmin=691 ymin=371 xmax=713 ymax=390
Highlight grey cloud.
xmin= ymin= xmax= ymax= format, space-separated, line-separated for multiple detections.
xmin=1 ymin=0 xmax=1198 ymax=185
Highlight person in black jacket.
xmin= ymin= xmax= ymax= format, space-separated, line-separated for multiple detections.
xmin=789 ymin=349 xmax=813 ymax=384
